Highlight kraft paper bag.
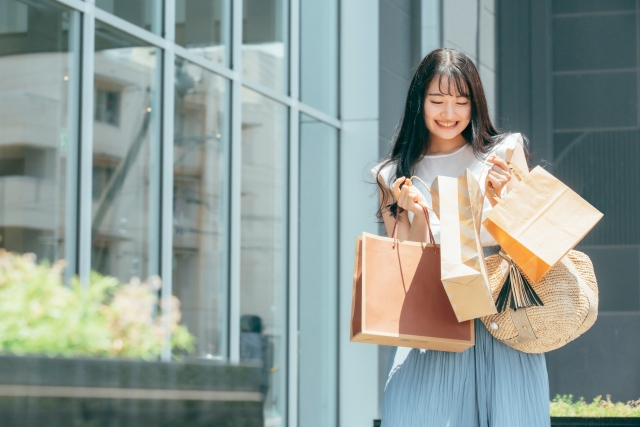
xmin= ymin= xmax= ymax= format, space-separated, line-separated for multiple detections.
xmin=430 ymin=169 xmax=497 ymax=322
xmin=350 ymin=219 xmax=474 ymax=352
xmin=483 ymin=164 xmax=603 ymax=284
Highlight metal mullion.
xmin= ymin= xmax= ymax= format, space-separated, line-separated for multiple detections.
xmin=78 ymin=1 xmax=96 ymax=287
xmin=53 ymin=0 xmax=87 ymax=13
xmin=165 ymin=0 xmax=176 ymax=41
xmin=63 ymin=7 xmax=82 ymax=285
xmin=174 ymin=44 xmax=235 ymax=80
xmin=229 ymin=0 xmax=244 ymax=364
xmin=94 ymin=8 xmax=168 ymax=49
xmin=242 ymin=77 xmax=293 ymax=106
xmin=287 ymin=0 xmax=300 ymax=423
xmin=160 ymin=0 xmax=176 ymax=362
xmin=297 ymin=102 xmax=342 ymax=129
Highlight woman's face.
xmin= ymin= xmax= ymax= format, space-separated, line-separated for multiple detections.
xmin=423 ymin=76 xmax=472 ymax=141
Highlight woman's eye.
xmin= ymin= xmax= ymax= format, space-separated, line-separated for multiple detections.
xmin=457 ymin=102 xmax=468 ymax=106
xmin=431 ymin=101 xmax=443 ymax=105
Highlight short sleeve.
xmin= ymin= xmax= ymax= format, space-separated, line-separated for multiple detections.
xmin=371 ymin=160 xmax=397 ymax=189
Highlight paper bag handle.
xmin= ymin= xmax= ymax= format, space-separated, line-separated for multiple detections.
xmin=391 ymin=177 xmax=435 ymax=248
xmin=391 ymin=184 xmax=436 ymax=295
xmin=484 ymin=146 xmax=528 ymax=205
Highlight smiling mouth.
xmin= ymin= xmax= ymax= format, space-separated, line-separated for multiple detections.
xmin=435 ymin=120 xmax=458 ymax=128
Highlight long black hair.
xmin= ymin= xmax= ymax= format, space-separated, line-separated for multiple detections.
xmin=376 ymin=48 xmax=503 ymax=219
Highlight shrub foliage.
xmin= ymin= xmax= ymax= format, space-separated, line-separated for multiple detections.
xmin=0 ymin=250 xmax=194 ymax=360
xmin=551 ymin=395 xmax=640 ymax=417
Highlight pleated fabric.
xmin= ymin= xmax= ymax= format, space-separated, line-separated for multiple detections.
xmin=381 ymin=319 xmax=550 ymax=427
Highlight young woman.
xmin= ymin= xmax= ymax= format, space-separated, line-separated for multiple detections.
xmin=372 ymin=48 xmax=550 ymax=426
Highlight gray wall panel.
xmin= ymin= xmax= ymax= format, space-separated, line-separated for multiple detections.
xmin=553 ymin=72 xmax=637 ymax=129
xmin=577 ymin=246 xmax=640 ymax=312
xmin=379 ymin=0 xmax=414 ymax=80
xmin=497 ymin=0 xmax=531 ymax=138
xmin=553 ymin=0 xmax=635 ymax=14
xmin=546 ymin=313 xmax=640 ymax=402
xmin=499 ymin=0 xmax=640 ymax=404
xmin=378 ymin=66 xmax=409 ymax=144
xmin=553 ymin=14 xmax=636 ymax=72
xmin=387 ymin=0 xmax=411 ymax=15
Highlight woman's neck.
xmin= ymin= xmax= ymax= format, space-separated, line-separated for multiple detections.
xmin=424 ymin=134 xmax=467 ymax=156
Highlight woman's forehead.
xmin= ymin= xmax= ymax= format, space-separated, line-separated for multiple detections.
xmin=427 ymin=75 xmax=469 ymax=97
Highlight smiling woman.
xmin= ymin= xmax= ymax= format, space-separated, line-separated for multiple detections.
xmin=371 ymin=48 xmax=550 ymax=427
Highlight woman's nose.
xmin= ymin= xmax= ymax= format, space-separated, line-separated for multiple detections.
xmin=441 ymin=103 xmax=456 ymax=118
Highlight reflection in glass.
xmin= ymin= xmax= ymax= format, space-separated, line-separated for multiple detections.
xmin=95 ymin=0 xmax=162 ymax=34
xmin=175 ymin=0 xmax=230 ymax=66
xmin=241 ymin=88 xmax=288 ymax=425
xmin=242 ymin=0 xmax=289 ymax=92
xmin=300 ymin=0 xmax=338 ymax=116
xmin=92 ymin=22 xmax=161 ymax=283
xmin=298 ymin=115 xmax=338 ymax=426
xmin=173 ymin=58 xmax=230 ymax=359
xmin=0 ymin=0 xmax=79 ymax=276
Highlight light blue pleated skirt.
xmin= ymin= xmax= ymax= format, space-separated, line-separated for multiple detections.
xmin=382 ymin=245 xmax=550 ymax=427
xmin=381 ymin=319 xmax=550 ymax=427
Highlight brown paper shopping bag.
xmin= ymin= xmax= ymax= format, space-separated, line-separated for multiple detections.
xmin=350 ymin=206 xmax=474 ymax=352
xmin=430 ymin=169 xmax=497 ymax=322
xmin=483 ymin=164 xmax=603 ymax=284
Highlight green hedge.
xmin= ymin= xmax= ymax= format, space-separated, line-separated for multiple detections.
xmin=551 ymin=395 xmax=640 ymax=417
xmin=0 ymin=249 xmax=194 ymax=360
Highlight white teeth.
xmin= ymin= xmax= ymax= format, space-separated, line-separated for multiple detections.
xmin=436 ymin=120 xmax=457 ymax=128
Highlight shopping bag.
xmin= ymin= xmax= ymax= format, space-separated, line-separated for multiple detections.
xmin=483 ymin=164 xmax=603 ymax=284
xmin=430 ymin=169 xmax=497 ymax=322
xmin=350 ymin=206 xmax=474 ymax=352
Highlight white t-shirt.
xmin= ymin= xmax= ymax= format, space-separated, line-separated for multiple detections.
xmin=371 ymin=133 xmax=523 ymax=246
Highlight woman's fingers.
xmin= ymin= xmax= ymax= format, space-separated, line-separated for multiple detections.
xmin=486 ymin=174 xmax=501 ymax=190
xmin=392 ymin=176 xmax=416 ymax=201
xmin=404 ymin=187 xmax=427 ymax=212
xmin=489 ymin=155 xmax=510 ymax=173
xmin=391 ymin=177 xmax=405 ymax=200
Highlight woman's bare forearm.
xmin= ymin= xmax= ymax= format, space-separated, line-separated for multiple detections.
xmin=407 ymin=212 xmax=429 ymax=243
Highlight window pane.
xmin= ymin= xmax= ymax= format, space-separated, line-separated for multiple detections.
xmin=175 ymin=0 xmax=231 ymax=67
xmin=92 ymin=22 xmax=161 ymax=282
xmin=96 ymin=0 xmax=162 ymax=34
xmin=241 ymin=87 xmax=288 ymax=424
xmin=300 ymin=0 xmax=338 ymax=116
xmin=242 ymin=0 xmax=289 ymax=92
xmin=0 ymin=0 xmax=79 ymax=275
xmin=173 ymin=57 xmax=230 ymax=359
xmin=298 ymin=115 xmax=338 ymax=426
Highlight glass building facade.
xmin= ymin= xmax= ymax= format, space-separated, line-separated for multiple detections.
xmin=0 ymin=0 xmax=341 ymax=425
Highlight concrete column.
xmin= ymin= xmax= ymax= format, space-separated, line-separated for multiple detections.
xmin=339 ymin=0 xmax=380 ymax=426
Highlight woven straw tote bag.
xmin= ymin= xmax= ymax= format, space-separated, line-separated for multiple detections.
xmin=481 ymin=250 xmax=598 ymax=353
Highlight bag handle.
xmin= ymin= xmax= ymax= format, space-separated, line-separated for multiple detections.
xmin=390 ymin=177 xmax=437 ymax=294
xmin=484 ymin=146 xmax=526 ymax=205
xmin=391 ymin=176 xmax=435 ymax=248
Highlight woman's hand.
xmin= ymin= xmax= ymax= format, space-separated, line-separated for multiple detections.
xmin=391 ymin=177 xmax=429 ymax=215
xmin=485 ymin=155 xmax=512 ymax=198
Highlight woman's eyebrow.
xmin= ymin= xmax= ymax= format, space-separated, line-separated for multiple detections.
xmin=427 ymin=92 xmax=467 ymax=97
